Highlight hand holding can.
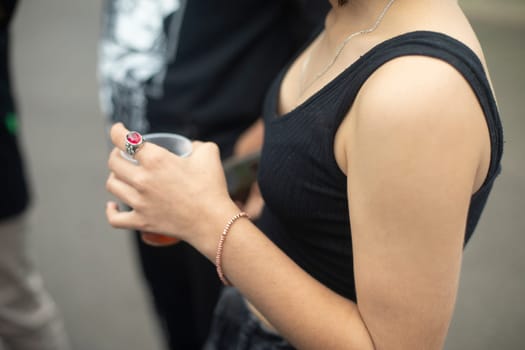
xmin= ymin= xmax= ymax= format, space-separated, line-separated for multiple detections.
xmin=121 ymin=132 xmax=192 ymax=246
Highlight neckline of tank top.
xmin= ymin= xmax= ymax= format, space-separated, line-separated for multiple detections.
xmin=271 ymin=30 xmax=487 ymax=122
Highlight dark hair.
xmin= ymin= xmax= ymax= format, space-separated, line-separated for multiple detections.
xmin=338 ymin=0 xmax=348 ymax=5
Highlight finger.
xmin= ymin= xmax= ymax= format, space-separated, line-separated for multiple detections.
xmin=191 ymin=140 xmax=204 ymax=149
xmin=192 ymin=140 xmax=223 ymax=157
xmin=110 ymin=123 xmax=165 ymax=163
xmin=136 ymin=142 xmax=179 ymax=167
xmin=108 ymin=148 xmax=146 ymax=187
xmin=191 ymin=141 xmax=220 ymax=159
xmin=109 ymin=122 xmax=130 ymax=150
xmin=106 ymin=201 xmax=142 ymax=230
xmin=106 ymin=172 xmax=141 ymax=209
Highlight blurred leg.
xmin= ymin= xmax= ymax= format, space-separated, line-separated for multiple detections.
xmin=135 ymin=233 xmax=222 ymax=350
xmin=0 ymin=216 xmax=69 ymax=350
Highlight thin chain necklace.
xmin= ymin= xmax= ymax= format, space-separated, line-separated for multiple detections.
xmin=300 ymin=0 xmax=396 ymax=95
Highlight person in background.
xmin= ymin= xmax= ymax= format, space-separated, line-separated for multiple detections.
xmin=0 ymin=1 xmax=69 ymax=349
xmin=105 ymin=0 xmax=504 ymax=348
xmin=98 ymin=0 xmax=328 ymax=348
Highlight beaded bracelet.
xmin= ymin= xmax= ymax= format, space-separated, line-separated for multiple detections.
xmin=215 ymin=212 xmax=249 ymax=285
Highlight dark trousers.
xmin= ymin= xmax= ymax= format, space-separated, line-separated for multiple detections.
xmin=134 ymin=233 xmax=222 ymax=350
xmin=204 ymin=287 xmax=294 ymax=350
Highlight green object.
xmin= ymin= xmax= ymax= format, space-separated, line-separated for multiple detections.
xmin=5 ymin=112 xmax=18 ymax=134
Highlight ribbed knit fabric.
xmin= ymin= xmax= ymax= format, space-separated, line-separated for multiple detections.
xmin=257 ymin=31 xmax=504 ymax=300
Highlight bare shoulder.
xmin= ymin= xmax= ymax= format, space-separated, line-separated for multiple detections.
xmin=356 ymin=54 xmax=488 ymax=159
xmin=335 ymin=52 xmax=491 ymax=193
xmin=356 ymin=54 xmax=485 ymax=131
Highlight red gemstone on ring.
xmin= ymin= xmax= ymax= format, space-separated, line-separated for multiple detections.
xmin=126 ymin=132 xmax=142 ymax=145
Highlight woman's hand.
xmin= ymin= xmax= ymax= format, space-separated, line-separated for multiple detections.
xmin=105 ymin=123 xmax=238 ymax=252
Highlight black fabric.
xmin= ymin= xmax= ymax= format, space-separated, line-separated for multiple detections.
xmin=134 ymin=235 xmax=222 ymax=349
xmin=1 ymin=0 xmax=30 ymax=220
xmin=114 ymin=2 xmax=329 ymax=349
xmin=146 ymin=0 xmax=327 ymax=157
xmin=204 ymin=287 xmax=294 ymax=350
xmin=258 ymin=31 xmax=504 ymax=300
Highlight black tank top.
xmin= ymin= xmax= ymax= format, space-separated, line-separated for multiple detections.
xmin=257 ymin=31 xmax=504 ymax=300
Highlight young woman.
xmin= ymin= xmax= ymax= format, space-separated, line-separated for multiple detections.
xmin=105 ymin=0 xmax=503 ymax=348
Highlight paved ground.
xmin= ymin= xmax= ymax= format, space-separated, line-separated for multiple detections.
xmin=7 ymin=1 xmax=525 ymax=349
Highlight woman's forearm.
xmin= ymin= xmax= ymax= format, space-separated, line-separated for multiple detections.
xmin=193 ymin=204 xmax=374 ymax=350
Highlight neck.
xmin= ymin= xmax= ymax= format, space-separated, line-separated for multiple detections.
xmin=327 ymin=0 xmax=388 ymax=19
xmin=324 ymin=0 xmax=396 ymax=43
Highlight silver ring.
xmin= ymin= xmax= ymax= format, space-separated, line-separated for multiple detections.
xmin=125 ymin=131 xmax=144 ymax=157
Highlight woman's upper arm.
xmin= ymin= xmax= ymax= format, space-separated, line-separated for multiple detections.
xmin=345 ymin=56 xmax=489 ymax=349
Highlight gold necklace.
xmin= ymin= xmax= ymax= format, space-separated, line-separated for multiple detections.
xmin=300 ymin=0 xmax=396 ymax=95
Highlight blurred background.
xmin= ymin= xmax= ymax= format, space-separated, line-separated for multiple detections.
xmin=7 ymin=0 xmax=524 ymax=349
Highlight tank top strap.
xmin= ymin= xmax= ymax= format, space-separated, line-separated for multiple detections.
xmin=336 ymin=30 xmax=503 ymax=187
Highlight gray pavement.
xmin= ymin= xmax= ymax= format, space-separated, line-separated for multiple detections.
xmin=8 ymin=0 xmax=525 ymax=349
